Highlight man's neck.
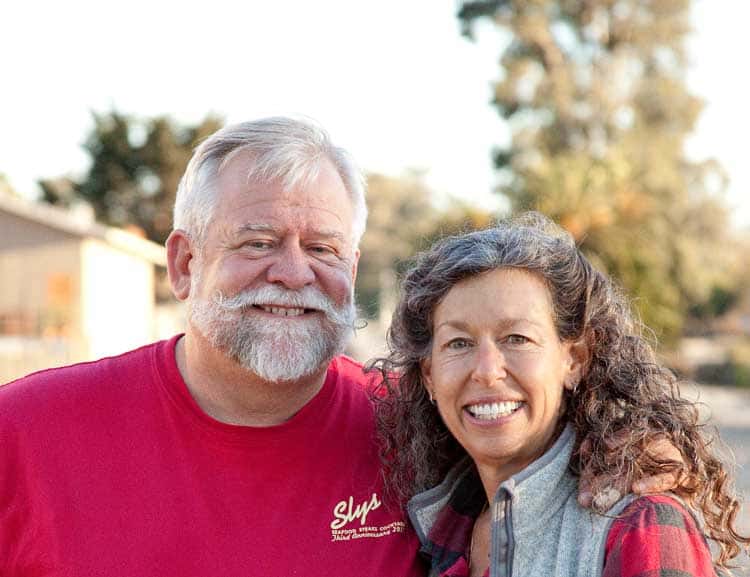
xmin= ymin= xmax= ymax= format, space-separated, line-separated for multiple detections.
xmin=175 ymin=333 xmax=330 ymax=427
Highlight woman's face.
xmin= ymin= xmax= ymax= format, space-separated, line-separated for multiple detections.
xmin=422 ymin=267 xmax=583 ymax=479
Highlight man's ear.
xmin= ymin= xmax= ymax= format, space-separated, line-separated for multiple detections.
xmin=166 ymin=230 xmax=194 ymax=301
xmin=350 ymin=249 xmax=360 ymax=284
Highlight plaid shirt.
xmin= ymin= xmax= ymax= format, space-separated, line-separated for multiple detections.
xmin=422 ymin=490 xmax=714 ymax=577
xmin=602 ymin=495 xmax=715 ymax=577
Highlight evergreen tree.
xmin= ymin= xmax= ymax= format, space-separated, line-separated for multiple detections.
xmin=40 ymin=111 xmax=222 ymax=244
xmin=357 ymin=171 xmax=439 ymax=318
xmin=458 ymin=0 xmax=736 ymax=339
xmin=357 ymin=172 xmax=494 ymax=320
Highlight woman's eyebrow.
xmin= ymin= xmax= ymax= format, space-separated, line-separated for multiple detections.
xmin=434 ymin=317 xmax=542 ymax=332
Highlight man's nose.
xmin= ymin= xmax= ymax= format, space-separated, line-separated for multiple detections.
xmin=470 ymin=340 xmax=507 ymax=385
xmin=265 ymin=243 xmax=316 ymax=290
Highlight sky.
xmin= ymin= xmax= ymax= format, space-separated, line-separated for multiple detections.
xmin=1 ymin=0 xmax=748 ymax=228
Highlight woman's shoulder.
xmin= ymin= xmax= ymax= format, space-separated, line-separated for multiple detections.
xmin=602 ymin=495 xmax=715 ymax=577
xmin=612 ymin=494 xmax=702 ymax=532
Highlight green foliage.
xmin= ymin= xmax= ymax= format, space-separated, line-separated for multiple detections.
xmin=40 ymin=111 xmax=223 ymax=244
xmin=356 ymin=174 xmax=497 ymax=319
xmin=356 ymin=172 xmax=440 ymax=318
xmin=458 ymin=0 xmax=740 ymax=340
xmin=695 ymin=340 xmax=750 ymax=388
xmin=690 ymin=286 xmax=741 ymax=320
xmin=418 ymin=202 xmax=497 ymax=252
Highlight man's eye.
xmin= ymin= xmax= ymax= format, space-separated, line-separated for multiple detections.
xmin=245 ymin=240 xmax=273 ymax=250
xmin=309 ymin=245 xmax=339 ymax=258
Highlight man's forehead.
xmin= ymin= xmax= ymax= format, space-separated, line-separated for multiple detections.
xmin=216 ymin=161 xmax=350 ymax=209
xmin=217 ymin=149 xmax=339 ymax=194
xmin=210 ymin=154 xmax=356 ymax=244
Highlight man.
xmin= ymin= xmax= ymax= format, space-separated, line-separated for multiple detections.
xmin=1 ymin=117 xmax=679 ymax=576
xmin=1 ymin=117 xmax=423 ymax=576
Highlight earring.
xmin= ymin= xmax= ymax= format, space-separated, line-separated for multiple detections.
xmin=428 ymin=390 xmax=436 ymax=405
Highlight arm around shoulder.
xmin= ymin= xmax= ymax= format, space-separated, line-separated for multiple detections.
xmin=602 ymin=495 xmax=715 ymax=577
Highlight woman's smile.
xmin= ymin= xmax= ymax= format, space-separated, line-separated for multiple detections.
xmin=422 ymin=267 xmax=578 ymax=480
xmin=464 ymin=399 xmax=525 ymax=422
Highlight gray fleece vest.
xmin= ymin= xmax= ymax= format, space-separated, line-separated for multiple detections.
xmin=408 ymin=425 xmax=635 ymax=577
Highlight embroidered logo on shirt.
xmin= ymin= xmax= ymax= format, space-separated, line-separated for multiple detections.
xmin=329 ymin=493 xmax=406 ymax=542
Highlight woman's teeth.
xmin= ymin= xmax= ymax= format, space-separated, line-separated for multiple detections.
xmin=467 ymin=401 xmax=523 ymax=420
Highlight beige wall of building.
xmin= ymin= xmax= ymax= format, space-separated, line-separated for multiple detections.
xmin=0 ymin=195 xmax=168 ymax=383
xmin=0 ymin=211 xmax=83 ymax=344
xmin=80 ymin=238 xmax=158 ymax=360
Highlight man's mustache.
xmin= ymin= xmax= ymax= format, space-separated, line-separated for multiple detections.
xmin=210 ymin=285 xmax=355 ymax=328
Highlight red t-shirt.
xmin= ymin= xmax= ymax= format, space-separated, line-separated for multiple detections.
xmin=0 ymin=336 xmax=424 ymax=577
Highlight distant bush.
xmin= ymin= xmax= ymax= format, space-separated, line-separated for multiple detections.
xmin=695 ymin=339 xmax=750 ymax=388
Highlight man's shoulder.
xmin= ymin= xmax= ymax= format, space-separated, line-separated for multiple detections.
xmin=0 ymin=339 xmax=168 ymax=417
xmin=330 ymin=354 xmax=383 ymax=390
xmin=3 ymin=339 xmax=164 ymax=386
xmin=331 ymin=353 xmax=366 ymax=374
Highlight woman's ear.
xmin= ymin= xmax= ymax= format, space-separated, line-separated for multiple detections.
xmin=420 ymin=358 xmax=435 ymax=400
xmin=564 ymin=338 xmax=590 ymax=391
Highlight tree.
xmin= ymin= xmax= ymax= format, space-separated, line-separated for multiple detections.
xmin=420 ymin=201 xmax=497 ymax=248
xmin=40 ymin=111 xmax=223 ymax=244
xmin=356 ymin=171 xmax=440 ymax=318
xmin=356 ymin=171 xmax=497 ymax=320
xmin=0 ymin=173 xmax=17 ymax=197
xmin=458 ymin=0 xmax=739 ymax=340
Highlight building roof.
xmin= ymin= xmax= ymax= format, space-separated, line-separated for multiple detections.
xmin=0 ymin=193 xmax=166 ymax=266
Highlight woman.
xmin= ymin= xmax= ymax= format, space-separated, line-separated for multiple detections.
xmin=372 ymin=213 xmax=748 ymax=576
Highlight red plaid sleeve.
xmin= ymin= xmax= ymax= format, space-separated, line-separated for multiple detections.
xmin=602 ymin=495 xmax=715 ymax=577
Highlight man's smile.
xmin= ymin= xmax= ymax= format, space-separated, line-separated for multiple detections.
xmin=252 ymin=304 xmax=314 ymax=317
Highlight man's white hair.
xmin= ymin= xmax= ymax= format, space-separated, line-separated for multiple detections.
xmin=173 ymin=116 xmax=367 ymax=247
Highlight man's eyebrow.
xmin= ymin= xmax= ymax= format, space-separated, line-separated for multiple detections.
xmin=236 ymin=223 xmax=276 ymax=235
xmin=235 ymin=223 xmax=347 ymax=243
xmin=310 ymin=228 xmax=348 ymax=243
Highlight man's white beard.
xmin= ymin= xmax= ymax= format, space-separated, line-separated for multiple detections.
xmin=189 ymin=284 xmax=356 ymax=383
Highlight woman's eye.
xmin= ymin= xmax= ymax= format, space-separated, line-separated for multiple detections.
xmin=446 ymin=338 xmax=471 ymax=350
xmin=506 ymin=334 xmax=530 ymax=345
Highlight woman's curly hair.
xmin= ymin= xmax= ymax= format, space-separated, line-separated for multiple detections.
xmin=369 ymin=212 xmax=749 ymax=569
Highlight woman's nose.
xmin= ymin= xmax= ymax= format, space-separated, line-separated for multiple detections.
xmin=470 ymin=340 xmax=507 ymax=385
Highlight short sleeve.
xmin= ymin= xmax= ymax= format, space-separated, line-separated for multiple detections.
xmin=602 ymin=495 xmax=715 ymax=577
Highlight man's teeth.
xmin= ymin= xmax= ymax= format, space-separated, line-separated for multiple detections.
xmin=467 ymin=401 xmax=523 ymax=420
xmin=260 ymin=306 xmax=305 ymax=317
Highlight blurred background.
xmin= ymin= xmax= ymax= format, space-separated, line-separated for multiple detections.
xmin=1 ymin=0 xmax=749 ymax=555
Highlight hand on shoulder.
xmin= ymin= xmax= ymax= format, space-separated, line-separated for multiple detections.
xmin=603 ymin=495 xmax=714 ymax=577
